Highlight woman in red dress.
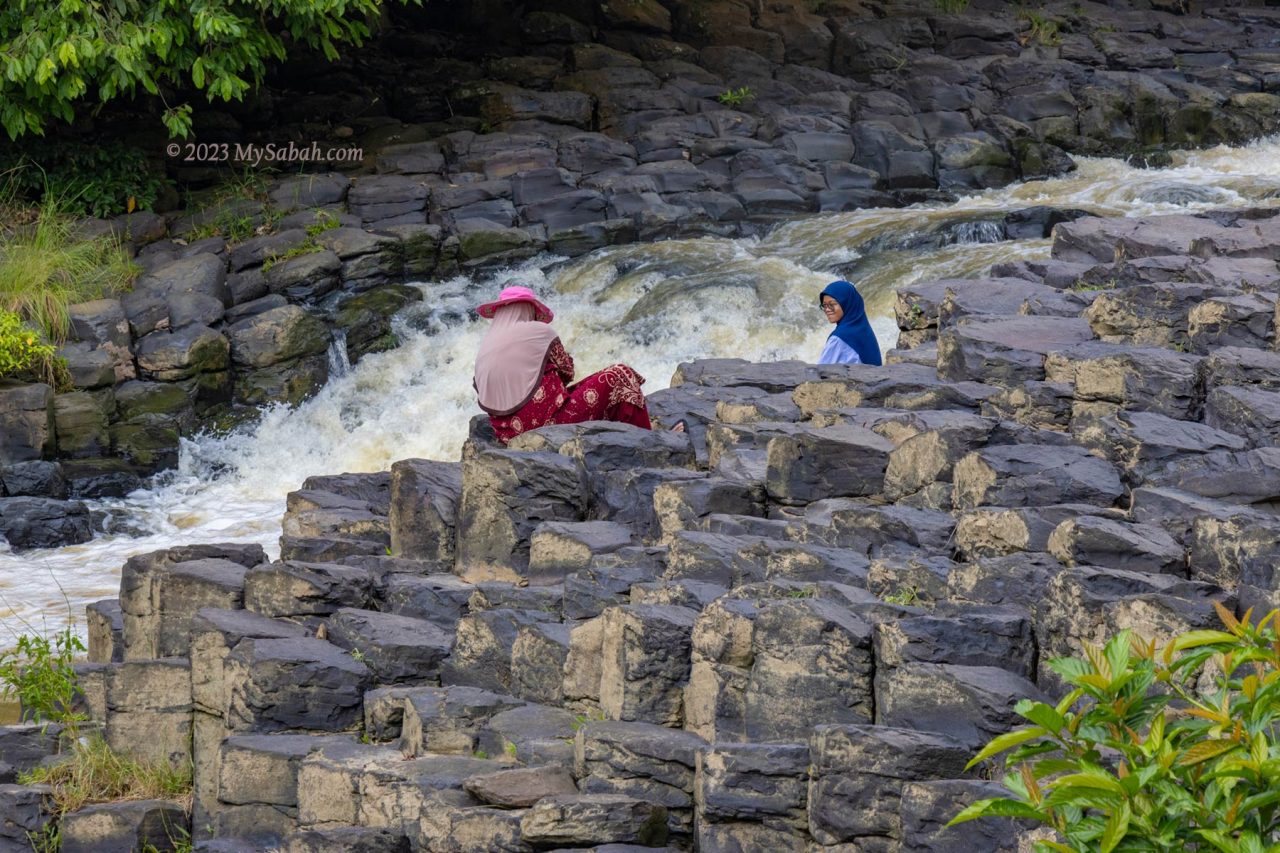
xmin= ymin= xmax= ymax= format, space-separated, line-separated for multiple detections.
xmin=473 ymin=286 xmax=681 ymax=444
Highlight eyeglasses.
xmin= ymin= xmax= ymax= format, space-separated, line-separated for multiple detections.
xmin=820 ymin=302 xmax=839 ymax=312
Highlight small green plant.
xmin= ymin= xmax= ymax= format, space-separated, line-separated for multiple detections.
xmin=0 ymin=310 xmax=68 ymax=387
xmin=1019 ymin=11 xmax=1063 ymax=46
xmin=28 ymin=822 xmax=59 ymax=853
xmin=0 ymin=627 xmax=87 ymax=728
xmin=504 ymin=741 xmax=518 ymax=758
xmin=950 ymin=604 xmax=1280 ymax=852
xmin=348 ymin=648 xmax=366 ymax=663
xmin=1071 ymin=278 xmax=1115 ymax=292
xmin=305 ymin=211 xmax=341 ymax=239
xmin=473 ymin=748 xmax=489 ymax=760
xmin=260 ymin=241 xmax=324 ymax=273
xmin=716 ymin=86 xmax=755 ymax=107
xmin=786 ymin=585 xmax=819 ymax=599
xmin=932 ymin=0 xmax=970 ymax=12
xmin=186 ymin=210 xmax=259 ymax=244
xmin=142 ymin=819 xmax=192 ymax=853
xmin=882 ymin=586 xmax=921 ymax=606
xmin=571 ymin=708 xmax=607 ymax=733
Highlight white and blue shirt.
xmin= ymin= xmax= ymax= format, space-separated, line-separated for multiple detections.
xmin=819 ymin=336 xmax=863 ymax=365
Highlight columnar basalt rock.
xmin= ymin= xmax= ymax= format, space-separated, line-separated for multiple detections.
xmin=13 ymin=53 xmax=1280 ymax=846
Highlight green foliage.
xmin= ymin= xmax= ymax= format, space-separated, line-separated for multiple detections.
xmin=933 ymin=0 xmax=970 ymax=12
xmin=950 ymin=604 xmax=1280 ymax=852
xmin=260 ymin=212 xmax=337 ymax=271
xmin=883 ymin=585 xmax=921 ymax=606
xmin=1 ymin=140 xmax=170 ymax=218
xmin=717 ymin=86 xmax=755 ymax=107
xmin=21 ymin=733 xmax=193 ymax=816
xmin=27 ymin=822 xmax=59 ymax=853
xmin=1019 ymin=11 xmax=1064 ymax=47
xmin=0 ymin=0 xmax=423 ymax=141
xmin=0 ymin=628 xmax=87 ymax=728
xmin=0 ymin=193 xmax=138 ymax=344
xmin=0 ymin=310 xmax=67 ymax=387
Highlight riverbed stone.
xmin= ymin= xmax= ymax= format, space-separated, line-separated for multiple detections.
xmin=455 ymin=449 xmax=587 ymax=583
xmin=0 ymin=382 xmax=54 ymax=465
xmin=1048 ymin=516 xmax=1186 ymax=574
xmin=326 ymin=608 xmax=453 ymax=685
xmin=599 ymin=604 xmax=697 ymax=726
xmin=120 ymin=554 xmax=251 ymax=659
xmin=1045 ymin=342 xmax=1204 ymax=419
xmin=511 ymin=622 xmax=572 ymax=705
xmin=520 ymin=793 xmax=668 ymax=847
xmin=953 ymin=444 xmax=1125 ymax=510
xmin=1035 ymin=566 xmax=1231 ymax=692
xmin=222 ymin=637 xmax=370 ymax=733
xmin=937 ymin=315 xmax=1095 ymax=384
xmin=441 ymin=609 xmax=556 ymax=694
xmin=528 ymin=520 xmax=636 ymax=583
xmin=244 ymin=561 xmax=377 ymax=618
xmin=765 ymin=424 xmax=894 ymax=505
xmin=387 ymin=458 xmax=462 ymax=566
xmin=398 ymin=686 xmax=526 ymax=757
xmin=807 ymin=724 xmax=971 ymax=847
xmin=0 ymin=496 xmax=92 ymax=550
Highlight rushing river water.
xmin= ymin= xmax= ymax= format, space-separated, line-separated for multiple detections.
xmin=3 ymin=139 xmax=1280 ymax=640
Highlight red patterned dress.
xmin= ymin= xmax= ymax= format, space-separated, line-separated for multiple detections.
xmin=488 ymin=339 xmax=652 ymax=444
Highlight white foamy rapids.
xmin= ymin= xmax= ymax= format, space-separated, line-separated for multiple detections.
xmin=3 ymin=138 xmax=1279 ymax=638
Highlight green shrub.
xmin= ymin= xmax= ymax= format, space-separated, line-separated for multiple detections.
xmin=0 ymin=628 xmax=87 ymax=728
xmin=0 ymin=194 xmax=138 ymax=343
xmin=1 ymin=140 xmax=171 ymax=218
xmin=950 ymin=603 xmax=1280 ymax=852
xmin=717 ymin=86 xmax=755 ymax=107
xmin=1019 ymin=11 xmax=1064 ymax=47
xmin=0 ymin=310 xmax=67 ymax=386
xmin=0 ymin=0 xmax=422 ymax=140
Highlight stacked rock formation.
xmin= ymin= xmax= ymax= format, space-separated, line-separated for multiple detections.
xmin=6 ymin=0 xmax=1280 ymax=549
xmin=2 ymin=204 xmax=1277 ymax=850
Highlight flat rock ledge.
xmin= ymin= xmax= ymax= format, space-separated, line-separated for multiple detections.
xmin=6 ymin=0 xmax=1280 ymax=549
xmin=4 ymin=204 xmax=1277 ymax=850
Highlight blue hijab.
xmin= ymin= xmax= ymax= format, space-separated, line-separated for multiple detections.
xmin=821 ymin=280 xmax=882 ymax=366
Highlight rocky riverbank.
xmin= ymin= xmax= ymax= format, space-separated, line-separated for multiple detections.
xmin=4 ymin=0 xmax=1280 ymax=550
xmin=0 ymin=204 xmax=1276 ymax=850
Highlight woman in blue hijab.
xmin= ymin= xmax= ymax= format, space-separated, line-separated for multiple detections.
xmin=818 ymin=280 xmax=882 ymax=366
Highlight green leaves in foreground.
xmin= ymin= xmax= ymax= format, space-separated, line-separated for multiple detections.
xmin=950 ymin=603 xmax=1280 ymax=852
xmin=0 ymin=0 xmax=422 ymax=140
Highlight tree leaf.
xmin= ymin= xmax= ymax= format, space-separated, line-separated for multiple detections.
xmin=1176 ymin=739 xmax=1241 ymax=767
xmin=965 ymin=727 xmax=1049 ymax=770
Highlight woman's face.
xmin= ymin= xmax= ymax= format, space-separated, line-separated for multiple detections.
xmin=821 ymin=295 xmax=843 ymax=324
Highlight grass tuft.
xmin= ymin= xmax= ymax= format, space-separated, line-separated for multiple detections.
xmin=0 ymin=188 xmax=138 ymax=344
xmin=21 ymin=734 xmax=193 ymax=816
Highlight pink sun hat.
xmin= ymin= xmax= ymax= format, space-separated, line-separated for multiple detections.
xmin=475 ymin=285 xmax=554 ymax=323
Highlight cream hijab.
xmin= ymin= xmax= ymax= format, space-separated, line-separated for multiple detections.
xmin=474 ymin=301 xmax=561 ymax=416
